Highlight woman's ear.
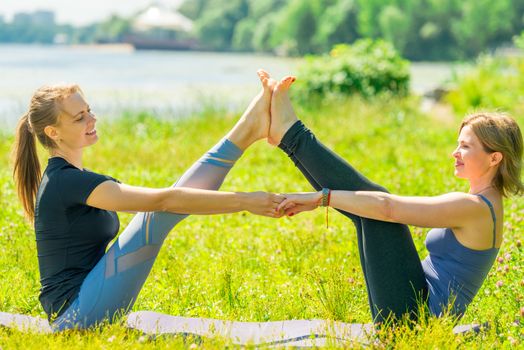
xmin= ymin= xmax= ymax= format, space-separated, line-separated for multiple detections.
xmin=491 ymin=152 xmax=503 ymax=167
xmin=44 ymin=125 xmax=59 ymax=142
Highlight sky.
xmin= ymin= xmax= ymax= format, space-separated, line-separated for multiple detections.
xmin=0 ymin=0 xmax=184 ymax=25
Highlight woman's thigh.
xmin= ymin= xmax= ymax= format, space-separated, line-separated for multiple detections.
xmin=52 ymin=211 xmax=180 ymax=331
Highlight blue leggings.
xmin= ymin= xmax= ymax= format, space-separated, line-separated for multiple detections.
xmin=52 ymin=138 xmax=243 ymax=331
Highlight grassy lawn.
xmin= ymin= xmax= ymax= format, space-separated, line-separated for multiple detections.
xmin=0 ymin=96 xmax=522 ymax=348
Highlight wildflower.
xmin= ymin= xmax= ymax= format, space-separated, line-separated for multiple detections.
xmin=496 ymin=280 xmax=504 ymax=288
xmin=107 ymin=335 xmax=116 ymax=343
xmin=138 ymin=336 xmax=148 ymax=343
xmin=504 ymin=253 xmax=511 ymax=261
xmin=497 ymin=256 xmax=504 ymax=264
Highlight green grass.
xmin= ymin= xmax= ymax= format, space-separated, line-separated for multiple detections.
xmin=0 ymin=96 xmax=522 ymax=349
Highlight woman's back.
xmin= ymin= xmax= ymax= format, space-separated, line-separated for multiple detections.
xmin=35 ymin=157 xmax=119 ymax=318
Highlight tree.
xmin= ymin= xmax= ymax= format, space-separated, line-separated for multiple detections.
xmin=195 ymin=0 xmax=249 ymax=50
xmin=178 ymin=0 xmax=208 ymax=19
xmin=451 ymin=0 xmax=515 ymax=57
xmin=270 ymin=0 xmax=324 ymax=55
xmin=232 ymin=18 xmax=256 ymax=51
xmin=313 ymin=0 xmax=359 ymax=52
xmin=94 ymin=15 xmax=132 ymax=43
xmin=378 ymin=5 xmax=411 ymax=53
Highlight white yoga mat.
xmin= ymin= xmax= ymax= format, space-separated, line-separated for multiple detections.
xmin=0 ymin=311 xmax=487 ymax=347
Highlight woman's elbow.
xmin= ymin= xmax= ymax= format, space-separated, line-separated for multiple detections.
xmin=380 ymin=194 xmax=396 ymax=222
xmin=157 ymin=188 xmax=177 ymax=212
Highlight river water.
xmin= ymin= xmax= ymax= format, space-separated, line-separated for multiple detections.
xmin=0 ymin=44 xmax=465 ymax=129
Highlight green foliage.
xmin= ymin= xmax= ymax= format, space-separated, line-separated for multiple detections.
xmin=378 ymin=5 xmax=411 ymax=53
xmin=450 ymin=0 xmax=515 ymax=58
xmin=0 ymin=96 xmax=522 ymax=348
xmin=194 ymin=0 xmax=249 ymax=50
xmin=251 ymin=14 xmax=279 ymax=52
xmin=178 ymin=0 xmax=208 ymax=20
xmin=1 ymin=0 xmax=523 ymax=60
xmin=514 ymin=31 xmax=524 ymax=50
xmin=269 ymin=0 xmax=324 ymax=55
xmin=312 ymin=0 xmax=359 ymax=53
xmin=183 ymin=0 xmax=523 ymax=60
xmin=231 ymin=18 xmax=256 ymax=51
xmin=293 ymin=40 xmax=410 ymax=101
xmin=446 ymin=54 xmax=524 ymax=116
xmin=93 ymin=15 xmax=132 ymax=43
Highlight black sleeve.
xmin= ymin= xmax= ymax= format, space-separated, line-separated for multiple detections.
xmin=57 ymin=168 xmax=119 ymax=207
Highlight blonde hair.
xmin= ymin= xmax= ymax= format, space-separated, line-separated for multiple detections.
xmin=12 ymin=84 xmax=82 ymax=221
xmin=460 ymin=112 xmax=523 ymax=197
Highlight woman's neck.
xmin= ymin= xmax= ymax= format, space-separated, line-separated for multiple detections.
xmin=50 ymin=148 xmax=83 ymax=170
xmin=468 ymin=167 xmax=499 ymax=195
xmin=469 ymin=183 xmax=494 ymax=195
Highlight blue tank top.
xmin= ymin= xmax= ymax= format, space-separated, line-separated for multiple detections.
xmin=421 ymin=194 xmax=499 ymax=317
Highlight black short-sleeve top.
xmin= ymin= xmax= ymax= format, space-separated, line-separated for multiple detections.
xmin=34 ymin=157 xmax=120 ymax=319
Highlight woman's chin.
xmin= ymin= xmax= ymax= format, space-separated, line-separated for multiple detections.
xmin=454 ymin=171 xmax=466 ymax=179
xmin=86 ymin=137 xmax=99 ymax=147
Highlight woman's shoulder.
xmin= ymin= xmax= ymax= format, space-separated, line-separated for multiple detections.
xmin=454 ymin=190 xmax=503 ymax=250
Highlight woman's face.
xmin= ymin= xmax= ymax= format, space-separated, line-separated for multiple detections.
xmin=49 ymin=92 xmax=98 ymax=150
xmin=452 ymin=125 xmax=496 ymax=180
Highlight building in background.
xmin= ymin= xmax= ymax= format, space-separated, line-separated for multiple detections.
xmin=124 ymin=4 xmax=197 ymax=50
xmin=13 ymin=10 xmax=55 ymax=26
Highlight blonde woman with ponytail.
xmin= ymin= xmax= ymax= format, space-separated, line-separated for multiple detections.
xmin=12 ymin=74 xmax=283 ymax=331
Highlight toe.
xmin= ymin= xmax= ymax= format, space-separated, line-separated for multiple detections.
xmin=261 ymin=77 xmax=270 ymax=91
xmin=281 ymin=76 xmax=296 ymax=89
xmin=257 ymin=69 xmax=270 ymax=80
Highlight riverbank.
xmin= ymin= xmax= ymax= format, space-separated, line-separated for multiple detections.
xmin=0 ymin=44 xmax=468 ymax=130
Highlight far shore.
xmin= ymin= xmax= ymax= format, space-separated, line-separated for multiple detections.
xmin=63 ymin=43 xmax=135 ymax=52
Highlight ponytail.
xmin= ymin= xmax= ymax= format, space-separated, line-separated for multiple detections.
xmin=12 ymin=113 xmax=41 ymax=222
xmin=12 ymin=84 xmax=81 ymax=222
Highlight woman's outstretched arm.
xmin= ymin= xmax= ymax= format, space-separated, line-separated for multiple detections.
xmin=87 ymin=180 xmax=284 ymax=217
xmin=278 ymin=190 xmax=490 ymax=229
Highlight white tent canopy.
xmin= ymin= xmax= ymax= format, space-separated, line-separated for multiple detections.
xmin=133 ymin=5 xmax=193 ymax=32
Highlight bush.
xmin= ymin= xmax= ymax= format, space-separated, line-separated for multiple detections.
xmin=446 ymin=52 xmax=524 ymax=116
xmin=514 ymin=31 xmax=524 ymax=50
xmin=293 ymin=39 xmax=410 ymax=101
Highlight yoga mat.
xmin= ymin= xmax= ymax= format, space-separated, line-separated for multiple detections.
xmin=126 ymin=311 xmax=373 ymax=346
xmin=0 ymin=311 xmax=488 ymax=347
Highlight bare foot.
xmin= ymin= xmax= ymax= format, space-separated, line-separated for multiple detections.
xmin=268 ymin=76 xmax=298 ymax=146
xmin=226 ymin=69 xmax=273 ymax=150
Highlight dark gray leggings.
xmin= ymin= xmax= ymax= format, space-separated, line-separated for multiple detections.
xmin=279 ymin=121 xmax=428 ymax=324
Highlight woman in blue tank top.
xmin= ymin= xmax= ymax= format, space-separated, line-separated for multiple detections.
xmin=263 ymin=71 xmax=523 ymax=324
